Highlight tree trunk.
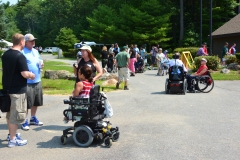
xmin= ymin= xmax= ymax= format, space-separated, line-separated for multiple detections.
xmin=179 ymin=0 xmax=184 ymax=47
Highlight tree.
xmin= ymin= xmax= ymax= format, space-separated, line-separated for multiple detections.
xmin=0 ymin=4 xmax=7 ymax=39
xmin=179 ymin=0 xmax=184 ymax=47
xmin=54 ymin=27 xmax=78 ymax=52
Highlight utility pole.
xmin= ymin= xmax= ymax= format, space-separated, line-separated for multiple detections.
xmin=200 ymin=0 xmax=202 ymax=46
xmin=209 ymin=0 xmax=212 ymax=55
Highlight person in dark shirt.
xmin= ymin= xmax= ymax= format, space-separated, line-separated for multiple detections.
xmin=100 ymin=46 xmax=109 ymax=72
xmin=73 ymin=45 xmax=102 ymax=83
xmin=2 ymin=33 xmax=35 ymax=147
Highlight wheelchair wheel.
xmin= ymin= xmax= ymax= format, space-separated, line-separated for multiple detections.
xmin=165 ymin=79 xmax=169 ymax=94
xmin=112 ymin=131 xmax=120 ymax=142
xmin=61 ymin=135 xmax=67 ymax=145
xmin=104 ymin=136 xmax=112 ymax=148
xmin=182 ymin=79 xmax=187 ymax=95
xmin=73 ymin=126 xmax=93 ymax=147
xmin=197 ymin=75 xmax=214 ymax=93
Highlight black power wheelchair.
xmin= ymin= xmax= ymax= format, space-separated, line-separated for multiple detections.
xmin=61 ymin=85 xmax=119 ymax=147
xmin=165 ymin=65 xmax=187 ymax=94
xmin=188 ymin=71 xmax=214 ymax=93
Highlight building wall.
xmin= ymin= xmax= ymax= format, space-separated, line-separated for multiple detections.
xmin=213 ymin=36 xmax=240 ymax=58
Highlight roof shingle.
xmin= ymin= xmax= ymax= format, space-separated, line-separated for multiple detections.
xmin=212 ymin=13 xmax=240 ymax=36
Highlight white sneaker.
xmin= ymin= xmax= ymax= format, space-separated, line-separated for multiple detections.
xmin=30 ymin=116 xmax=43 ymax=126
xmin=8 ymin=139 xmax=27 ymax=147
xmin=6 ymin=133 xmax=21 ymax=141
xmin=21 ymin=119 xmax=30 ymax=131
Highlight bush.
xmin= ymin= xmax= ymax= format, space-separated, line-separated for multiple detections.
xmin=235 ymin=53 xmax=240 ymax=64
xmin=167 ymin=53 xmax=174 ymax=59
xmin=63 ymin=49 xmax=78 ymax=58
xmin=224 ymin=55 xmax=237 ymax=65
xmin=194 ymin=56 xmax=219 ymax=71
xmin=173 ymin=47 xmax=199 ymax=59
xmin=0 ymin=50 xmax=4 ymax=57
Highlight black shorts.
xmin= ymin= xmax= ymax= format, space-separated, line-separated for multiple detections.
xmin=102 ymin=59 xmax=108 ymax=68
xmin=151 ymin=56 xmax=156 ymax=65
xmin=26 ymin=82 xmax=43 ymax=109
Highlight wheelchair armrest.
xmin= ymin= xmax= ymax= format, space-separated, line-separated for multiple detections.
xmin=72 ymin=97 xmax=89 ymax=101
xmin=63 ymin=99 xmax=70 ymax=104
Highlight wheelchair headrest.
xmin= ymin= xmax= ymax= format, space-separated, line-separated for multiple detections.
xmin=89 ymin=85 xmax=100 ymax=100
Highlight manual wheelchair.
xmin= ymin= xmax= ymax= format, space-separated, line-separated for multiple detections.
xmin=61 ymin=85 xmax=119 ymax=148
xmin=188 ymin=71 xmax=214 ymax=93
xmin=165 ymin=65 xmax=187 ymax=94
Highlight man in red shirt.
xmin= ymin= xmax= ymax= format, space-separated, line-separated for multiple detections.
xmin=187 ymin=58 xmax=208 ymax=91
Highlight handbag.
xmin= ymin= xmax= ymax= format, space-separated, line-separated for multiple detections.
xmin=0 ymin=89 xmax=11 ymax=112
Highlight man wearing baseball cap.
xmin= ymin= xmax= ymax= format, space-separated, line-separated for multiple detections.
xmin=21 ymin=33 xmax=44 ymax=130
xmin=187 ymin=58 xmax=208 ymax=92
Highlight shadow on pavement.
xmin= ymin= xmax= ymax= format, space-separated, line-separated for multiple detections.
xmin=151 ymin=91 xmax=166 ymax=94
xmin=32 ymin=125 xmax=66 ymax=131
xmin=36 ymin=135 xmax=107 ymax=149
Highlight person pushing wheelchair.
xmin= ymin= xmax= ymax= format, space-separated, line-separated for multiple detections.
xmin=187 ymin=58 xmax=208 ymax=92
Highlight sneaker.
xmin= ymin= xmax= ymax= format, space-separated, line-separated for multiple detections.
xmin=124 ymin=86 xmax=129 ymax=90
xmin=8 ymin=138 xmax=27 ymax=148
xmin=116 ymin=82 xmax=120 ymax=89
xmin=6 ymin=133 xmax=21 ymax=141
xmin=30 ymin=116 xmax=43 ymax=126
xmin=21 ymin=119 xmax=30 ymax=131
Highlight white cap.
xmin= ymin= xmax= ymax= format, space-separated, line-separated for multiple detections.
xmin=201 ymin=58 xmax=207 ymax=62
xmin=24 ymin=34 xmax=37 ymax=41
xmin=80 ymin=45 xmax=92 ymax=52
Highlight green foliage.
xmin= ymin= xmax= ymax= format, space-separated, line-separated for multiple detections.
xmin=0 ymin=50 xmax=4 ymax=57
xmin=0 ymin=42 xmax=7 ymax=48
xmin=62 ymin=49 xmax=78 ymax=58
xmin=194 ymin=56 xmax=219 ymax=71
xmin=224 ymin=55 xmax=237 ymax=65
xmin=0 ymin=4 xmax=7 ymax=39
xmin=167 ymin=53 xmax=174 ymax=59
xmin=54 ymin=27 xmax=78 ymax=52
xmin=173 ymin=47 xmax=199 ymax=59
xmin=235 ymin=53 xmax=240 ymax=64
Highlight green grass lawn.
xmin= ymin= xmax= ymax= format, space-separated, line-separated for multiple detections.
xmin=211 ymin=70 xmax=240 ymax=80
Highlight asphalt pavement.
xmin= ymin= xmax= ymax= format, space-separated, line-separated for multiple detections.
xmin=0 ymin=56 xmax=240 ymax=160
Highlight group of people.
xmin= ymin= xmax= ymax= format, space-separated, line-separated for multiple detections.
xmin=2 ymin=33 xmax=44 ymax=147
xmin=2 ymin=33 xmax=104 ymax=148
xmin=221 ymin=42 xmax=237 ymax=65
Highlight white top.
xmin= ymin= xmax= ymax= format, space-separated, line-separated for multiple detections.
xmin=169 ymin=59 xmax=187 ymax=72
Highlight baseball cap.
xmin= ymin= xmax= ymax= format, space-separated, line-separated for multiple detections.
xmin=24 ymin=34 xmax=37 ymax=41
xmin=123 ymin=46 xmax=129 ymax=49
xmin=79 ymin=45 xmax=92 ymax=52
xmin=201 ymin=58 xmax=207 ymax=62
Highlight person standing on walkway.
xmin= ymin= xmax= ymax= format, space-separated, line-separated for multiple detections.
xmin=221 ymin=42 xmax=229 ymax=65
xmin=129 ymin=45 xmax=137 ymax=76
xmin=21 ymin=34 xmax=44 ymax=131
xmin=115 ymin=46 xmax=130 ymax=90
xmin=100 ymin=46 xmax=109 ymax=73
xmin=2 ymin=33 xmax=35 ymax=147
xmin=229 ymin=43 xmax=236 ymax=55
xmin=73 ymin=45 xmax=102 ymax=83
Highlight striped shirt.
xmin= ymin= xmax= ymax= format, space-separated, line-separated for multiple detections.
xmin=79 ymin=81 xmax=94 ymax=98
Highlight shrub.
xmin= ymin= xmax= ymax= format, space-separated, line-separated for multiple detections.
xmin=224 ymin=55 xmax=237 ymax=65
xmin=0 ymin=50 xmax=4 ymax=57
xmin=173 ymin=47 xmax=199 ymax=59
xmin=167 ymin=53 xmax=174 ymax=59
xmin=194 ymin=56 xmax=219 ymax=71
xmin=235 ymin=53 xmax=240 ymax=64
xmin=63 ymin=49 xmax=78 ymax=58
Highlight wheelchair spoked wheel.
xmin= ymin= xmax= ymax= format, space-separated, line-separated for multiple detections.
xmin=197 ymin=75 xmax=214 ymax=93
xmin=73 ymin=126 xmax=93 ymax=147
xmin=61 ymin=135 xmax=67 ymax=145
xmin=182 ymin=79 xmax=187 ymax=95
xmin=165 ymin=79 xmax=170 ymax=94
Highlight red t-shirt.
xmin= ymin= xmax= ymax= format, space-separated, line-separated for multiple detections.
xmin=196 ymin=65 xmax=208 ymax=75
xmin=203 ymin=46 xmax=208 ymax=55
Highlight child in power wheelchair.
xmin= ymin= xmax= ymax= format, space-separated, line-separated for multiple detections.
xmin=61 ymin=65 xmax=119 ymax=147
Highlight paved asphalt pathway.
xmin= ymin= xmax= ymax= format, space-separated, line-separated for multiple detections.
xmin=0 ymin=55 xmax=240 ymax=160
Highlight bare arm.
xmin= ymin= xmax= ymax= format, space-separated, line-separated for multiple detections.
xmin=192 ymin=68 xmax=208 ymax=76
xmin=93 ymin=58 xmax=103 ymax=82
xmin=21 ymin=71 xmax=35 ymax=80
xmin=73 ymin=81 xmax=83 ymax=97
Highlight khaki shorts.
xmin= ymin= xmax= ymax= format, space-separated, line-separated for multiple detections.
xmin=6 ymin=93 xmax=27 ymax=124
xmin=118 ymin=67 xmax=130 ymax=81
